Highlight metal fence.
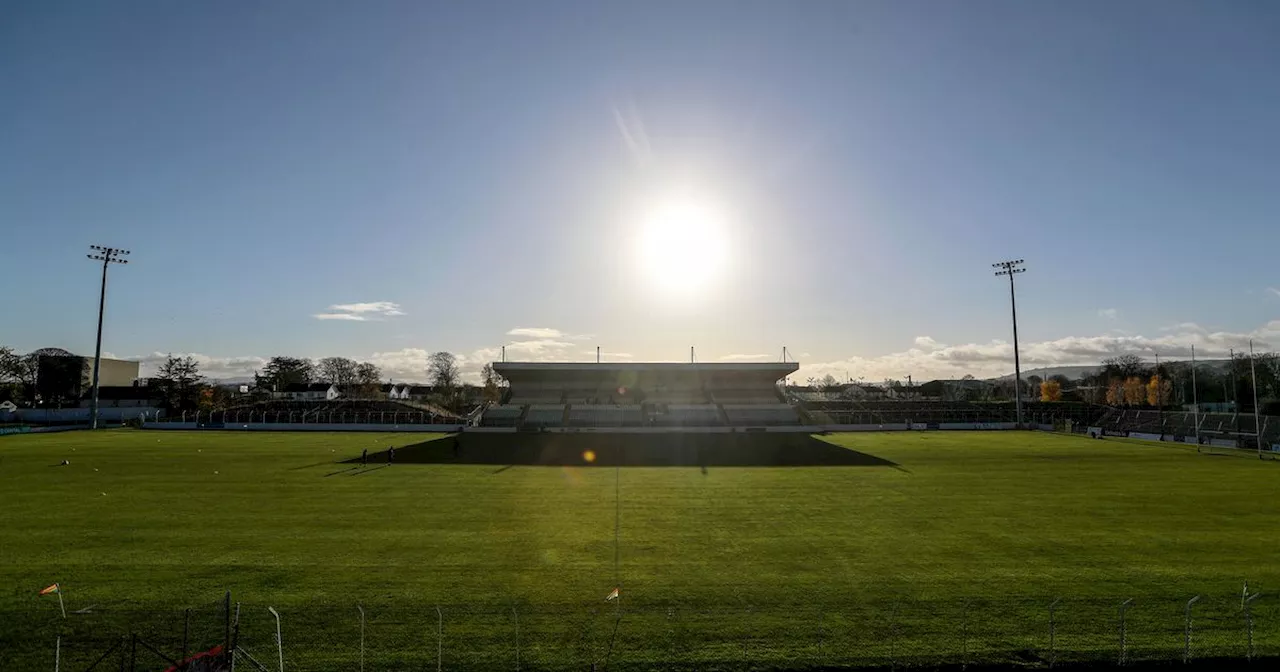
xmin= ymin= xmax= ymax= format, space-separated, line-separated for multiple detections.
xmin=151 ymin=410 xmax=460 ymax=425
xmin=6 ymin=591 xmax=1276 ymax=671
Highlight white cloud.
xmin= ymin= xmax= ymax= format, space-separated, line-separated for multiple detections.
xmin=505 ymin=327 xmax=591 ymax=340
xmin=794 ymin=320 xmax=1280 ymax=383
xmin=1267 ymin=287 xmax=1280 ymax=298
xmin=132 ymin=352 xmax=269 ymax=380
xmin=1098 ymin=308 xmax=1118 ymax=319
xmin=314 ymin=313 xmax=367 ymax=321
xmin=718 ymin=353 xmax=771 ymax=361
xmin=507 ymin=327 xmax=565 ymax=339
xmin=314 ymin=301 xmax=404 ymax=321
xmin=913 ymin=336 xmax=944 ymax=350
xmin=580 ymin=350 xmax=634 ymax=359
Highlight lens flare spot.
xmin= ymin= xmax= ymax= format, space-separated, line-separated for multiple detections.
xmin=583 ymin=450 xmax=597 ymax=463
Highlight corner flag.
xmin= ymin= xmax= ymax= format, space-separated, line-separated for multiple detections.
xmin=40 ymin=583 xmax=66 ymax=618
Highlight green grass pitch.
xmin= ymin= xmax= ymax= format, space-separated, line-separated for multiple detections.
xmin=1 ymin=429 xmax=1277 ymax=670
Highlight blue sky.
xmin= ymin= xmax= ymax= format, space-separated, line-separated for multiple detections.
xmin=2 ymin=0 xmax=1279 ymax=382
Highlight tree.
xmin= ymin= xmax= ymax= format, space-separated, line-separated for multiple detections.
xmin=1105 ymin=379 xmax=1124 ymax=405
xmin=1102 ymin=354 xmax=1147 ymax=380
xmin=481 ymin=363 xmax=506 ymax=404
xmin=1027 ymin=375 xmax=1043 ymax=390
xmin=155 ymin=355 xmax=201 ymax=411
xmin=1 ymin=348 xmax=39 ymax=403
xmin=1040 ymin=380 xmax=1062 ymax=402
xmin=428 ymin=352 xmax=460 ymax=406
xmin=255 ymin=356 xmax=314 ymax=392
xmin=1049 ymin=374 xmax=1070 ymax=387
xmin=36 ymin=356 xmax=89 ymax=408
xmin=354 ymin=362 xmax=382 ymax=397
xmin=317 ymin=357 xmax=359 ymax=387
xmin=1145 ymin=374 xmax=1173 ymax=407
xmin=1123 ymin=376 xmax=1146 ymax=406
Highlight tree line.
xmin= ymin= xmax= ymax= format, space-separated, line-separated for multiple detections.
xmin=1076 ymin=353 xmax=1280 ymax=413
xmin=2 ymin=346 xmax=507 ymax=414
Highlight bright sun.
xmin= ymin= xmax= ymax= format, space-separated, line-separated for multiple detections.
xmin=636 ymin=200 xmax=730 ymax=292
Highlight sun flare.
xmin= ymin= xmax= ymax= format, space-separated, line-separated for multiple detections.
xmin=635 ymin=200 xmax=730 ymax=293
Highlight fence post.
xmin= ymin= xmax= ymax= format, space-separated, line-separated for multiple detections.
xmin=961 ymin=601 xmax=969 ymax=671
xmin=435 ymin=606 xmax=443 ymax=672
xmin=889 ymin=601 xmax=899 ymax=672
xmin=1048 ymin=598 xmax=1061 ymax=669
xmin=1244 ymin=592 xmax=1260 ymax=661
xmin=357 ymin=603 xmax=365 ymax=672
xmin=268 ymin=607 xmax=283 ymax=672
xmin=1118 ymin=599 xmax=1133 ymax=666
xmin=1184 ymin=596 xmax=1199 ymax=664
xmin=512 ymin=606 xmax=520 ymax=672
xmin=182 ymin=607 xmax=191 ymax=670
xmin=54 ymin=635 xmax=60 ymax=672
xmin=130 ymin=633 xmax=138 ymax=672
xmin=223 ymin=591 xmax=232 ymax=667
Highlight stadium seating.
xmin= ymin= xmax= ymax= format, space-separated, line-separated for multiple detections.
xmin=651 ymin=404 xmax=722 ymax=426
xmin=481 ymin=405 xmax=523 ymax=427
xmin=524 ymin=404 xmax=565 ymax=428
xmin=712 ymin=390 xmax=783 ymax=404
xmin=722 ymin=404 xmax=800 ymax=426
xmin=566 ymin=405 xmax=645 ymax=427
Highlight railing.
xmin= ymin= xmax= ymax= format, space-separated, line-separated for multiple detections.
xmin=8 ymin=591 xmax=1276 ymax=671
xmin=164 ymin=411 xmax=458 ymax=425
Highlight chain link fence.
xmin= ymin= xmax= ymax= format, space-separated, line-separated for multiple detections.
xmin=4 ymin=591 xmax=1276 ymax=670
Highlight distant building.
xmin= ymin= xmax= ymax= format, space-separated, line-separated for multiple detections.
xmin=274 ymin=383 xmax=339 ymax=401
xmin=78 ymin=385 xmax=157 ymax=408
xmin=26 ymin=348 xmax=140 ymax=407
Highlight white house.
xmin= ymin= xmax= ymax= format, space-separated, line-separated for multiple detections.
xmin=274 ymin=383 xmax=340 ymax=401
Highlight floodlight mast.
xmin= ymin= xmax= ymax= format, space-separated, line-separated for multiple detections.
xmin=86 ymin=246 xmax=130 ymax=430
xmin=992 ymin=259 xmax=1027 ymax=427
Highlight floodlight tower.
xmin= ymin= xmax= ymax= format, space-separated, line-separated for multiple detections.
xmin=992 ymin=259 xmax=1027 ymax=427
xmin=86 ymin=245 xmax=130 ymax=429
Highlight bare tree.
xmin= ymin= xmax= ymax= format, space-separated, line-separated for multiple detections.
xmin=428 ymin=352 xmax=461 ymax=406
xmin=317 ymin=357 xmax=359 ymax=387
xmin=481 ymin=363 xmax=506 ymax=404
xmin=155 ymin=355 xmax=202 ymax=411
xmin=355 ymin=362 xmax=382 ymax=397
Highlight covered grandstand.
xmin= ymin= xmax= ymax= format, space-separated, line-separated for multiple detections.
xmin=483 ymin=362 xmax=801 ymax=429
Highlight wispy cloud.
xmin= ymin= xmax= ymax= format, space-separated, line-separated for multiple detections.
xmin=313 ymin=301 xmax=405 ymax=321
xmin=581 ymin=350 xmax=634 ymax=359
xmin=507 ymin=327 xmax=565 ymax=339
xmin=1098 ymin=308 xmax=1118 ymax=319
xmin=1267 ymin=287 xmax=1280 ymax=298
xmin=612 ymin=102 xmax=651 ymax=165
xmin=718 ymin=353 xmax=771 ymax=362
xmin=505 ymin=327 xmax=592 ymax=340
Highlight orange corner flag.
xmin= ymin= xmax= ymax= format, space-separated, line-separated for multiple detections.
xmin=39 ymin=583 xmax=60 ymax=596
xmin=605 ymin=587 xmax=619 ymax=601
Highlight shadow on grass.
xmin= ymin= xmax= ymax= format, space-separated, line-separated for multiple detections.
xmin=343 ymin=432 xmax=897 ymax=468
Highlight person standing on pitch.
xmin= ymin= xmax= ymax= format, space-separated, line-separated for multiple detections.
xmin=453 ymin=435 xmax=460 ymax=458
xmin=361 ymin=448 xmax=368 ymax=467
xmin=387 ymin=446 xmax=395 ymax=465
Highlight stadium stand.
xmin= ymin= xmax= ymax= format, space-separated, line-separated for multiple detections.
xmin=485 ymin=362 xmax=799 ymax=430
